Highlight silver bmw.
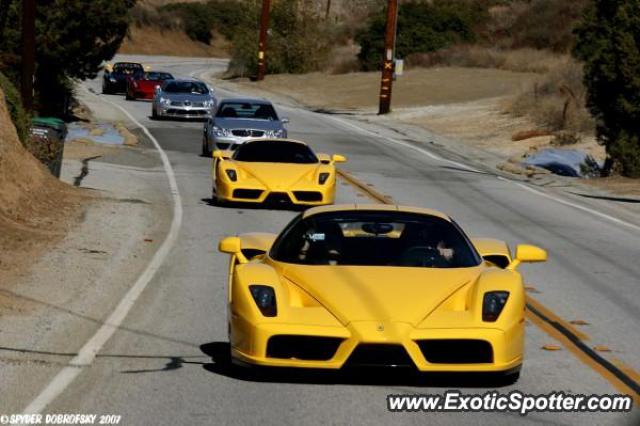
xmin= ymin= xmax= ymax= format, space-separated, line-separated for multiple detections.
xmin=152 ymin=79 xmax=216 ymax=120
xmin=202 ymin=97 xmax=288 ymax=155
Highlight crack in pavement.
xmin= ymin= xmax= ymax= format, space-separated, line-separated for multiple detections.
xmin=73 ymin=155 xmax=102 ymax=187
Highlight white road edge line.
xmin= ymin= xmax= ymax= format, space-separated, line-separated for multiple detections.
xmin=322 ymin=113 xmax=640 ymax=234
xmin=19 ymin=88 xmax=183 ymax=416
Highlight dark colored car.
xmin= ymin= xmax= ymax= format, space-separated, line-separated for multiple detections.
xmin=102 ymin=62 xmax=145 ymax=94
xmin=126 ymin=71 xmax=174 ymax=100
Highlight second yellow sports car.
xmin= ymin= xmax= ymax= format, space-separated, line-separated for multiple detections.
xmin=212 ymin=138 xmax=346 ymax=206
xmin=218 ymin=204 xmax=547 ymax=382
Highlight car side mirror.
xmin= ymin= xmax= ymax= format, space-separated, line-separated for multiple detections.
xmin=331 ymin=154 xmax=347 ymax=164
xmin=507 ymin=244 xmax=547 ymax=270
xmin=281 ymin=117 xmax=290 ymax=124
xmin=219 ymin=236 xmax=247 ymax=263
xmin=213 ymin=150 xmax=225 ymax=159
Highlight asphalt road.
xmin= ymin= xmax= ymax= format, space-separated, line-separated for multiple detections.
xmin=11 ymin=56 xmax=640 ymax=425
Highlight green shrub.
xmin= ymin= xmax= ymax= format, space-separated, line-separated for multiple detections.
xmin=161 ymin=3 xmax=213 ymax=44
xmin=0 ymin=72 xmax=30 ymax=147
xmin=509 ymin=0 xmax=589 ymax=52
xmin=356 ymin=0 xmax=490 ymax=71
xmin=226 ymin=0 xmax=333 ymax=77
xmin=574 ymin=0 xmax=640 ymax=177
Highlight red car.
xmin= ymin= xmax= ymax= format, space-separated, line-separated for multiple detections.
xmin=126 ymin=71 xmax=174 ymax=100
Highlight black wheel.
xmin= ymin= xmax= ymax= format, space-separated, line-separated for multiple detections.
xmin=125 ymin=91 xmax=133 ymax=100
xmin=202 ymin=136 xmax=211 ymax=157
xmin=497 ymin=371 xmax=520 ymax=386
xmin=151 ymin=108 xmax=158 ymax=120
xmin=102 ymin=85 xmax=110 ymax=95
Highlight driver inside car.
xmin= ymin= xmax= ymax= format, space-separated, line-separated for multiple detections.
xmin=398 ymin=223 xmax=457 ymax=266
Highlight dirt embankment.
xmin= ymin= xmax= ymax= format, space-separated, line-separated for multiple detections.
xmin=0 ymin=89 xmax=83 ymax=281
xmin=119 ymin=25 xmax=230 ymax=58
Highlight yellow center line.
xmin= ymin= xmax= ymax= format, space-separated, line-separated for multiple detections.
xmin=337 ymin=168 xmax=640 ymax=403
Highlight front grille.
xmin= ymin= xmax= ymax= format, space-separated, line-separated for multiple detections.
xmin=266 ymin=335 xmax=343 ymax=361
xmin=293 ymin=191 xmax=323 ymax=202
xmin=170 ymin=101 xmax=184 ymax=106
xmin=264 ymin=192 xmax=291 ymax=204
xmin=166 ymin=109 xmax=207 ymax=115
xmin=417 ymin=339 xmax=493 ymax=364
xmin=231 ymin=129 xmax=265 ymax=137
xmin=233 ymin=189 xmax=263 ymax=199
xmin=345 ymin=344 xmax=414 ymax=367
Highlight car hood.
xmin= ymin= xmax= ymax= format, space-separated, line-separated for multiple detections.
xmin=281 ymin=264 xmax=482 ymax=326
xmin=213 ymin=117 xmax=284 ymax=130
xmin=160 ymin=92 xmax=213 ymax=102
xmin=235 ymin=162 xmax=318 ymax=189
xmin=136 ymin=80 xmax=163 ymax=89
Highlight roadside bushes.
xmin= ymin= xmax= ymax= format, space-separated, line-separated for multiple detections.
xmin=573 ymin=0 xmax=640 ymax=177
xmin=227 ymin=0 xmax=334 ymax=77
xmin=0 ymin=72 xmax=29 ymax=147
xmin=356 ymin=0 xmax=490 ymax=71
xmin=509 ymin=60 xmax=593 ymax=134
xmin=159 ymin=1 xmax=252 ymax=46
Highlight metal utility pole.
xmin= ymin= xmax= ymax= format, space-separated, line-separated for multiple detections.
xmin=257 ymin=0 xmax=271 ymax=81
xmin=378 ymin=0 xmax=398 ymax=115
xmin=21 ymin=0 xmax=36 ymax=111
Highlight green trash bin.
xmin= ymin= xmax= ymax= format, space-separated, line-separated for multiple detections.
xmin=29 ymin=117 xmax=67 ymax=178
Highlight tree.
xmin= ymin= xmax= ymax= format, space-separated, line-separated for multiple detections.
xmin=0 ymin=0 xmax=134 ymax=115
xmin=574 ymin=1 xmax=640 ymax=177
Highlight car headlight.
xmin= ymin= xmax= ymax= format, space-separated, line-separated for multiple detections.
xmin=203 ymin=99 xmax=215 ymax=108
xmin=482 ymin=291 xmax=509 ymax=322
xmin=225 ymin=169 xmax=237 ymax=182
xmin=249 ymin=285 xmax=277 ymax=317
xmin=213 ymin=126 xmax=230 ymax=137
xmin=267 ymin=129 xmax=286 ymax=138
xmin=109 ymin=77 xmax=117 ymax=83
xmin=319 ymin=172 xmax=330 ymax=185
xmin=160 ymin=97 xmax=171 ymax=106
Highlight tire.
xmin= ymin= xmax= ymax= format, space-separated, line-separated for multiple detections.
xmin=497 ymin=371 xmax=520 ymax=386
xmin=125 ymin=91 xmax=133 ymax=101
xmin=151 ymin=108 xmax=158 ymax=120
xmin=202 ymin=136 xmax=211 ymax=157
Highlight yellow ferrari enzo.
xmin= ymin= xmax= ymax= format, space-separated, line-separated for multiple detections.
xmin=219 ymin=204 xmax=547 ymax=382
xmin=212 ymin=139 xmax=346 ymax=206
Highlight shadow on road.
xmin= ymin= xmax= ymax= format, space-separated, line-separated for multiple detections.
xmin=200 ymin=198 xmax=307 ymax=212
xmin=200 ymin=342 xmax=516 ymax=388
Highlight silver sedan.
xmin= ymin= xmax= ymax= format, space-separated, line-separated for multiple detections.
xmin=202 ymin=98 xmax=288 ymax=155
xmin=152 ymin=79 xmax=216 ymax=120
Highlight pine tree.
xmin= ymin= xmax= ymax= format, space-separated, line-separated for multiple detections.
xmin=574 ymin=0 xmax=640 ymax=177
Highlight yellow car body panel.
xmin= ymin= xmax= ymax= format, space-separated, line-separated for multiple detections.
xmin=212 ymin=140 xmax=342 ymax=206
xmin=221 ymin=205 xmax=545 ymax=374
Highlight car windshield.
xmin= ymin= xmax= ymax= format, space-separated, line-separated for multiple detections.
xmin=216 ymin=102 xmax=278 ymax=120
xmin=143 ymin=72 xmax=173 ymax=81
xmin=113 ymin=63 xmax=143 ymax=74
xmin=270 ymin=211 xmax=482 ymax=267
xmin=234 ymin=141 xmax=318 ymax=164
xmin=163 ymin=81 xmax=209 ymax=94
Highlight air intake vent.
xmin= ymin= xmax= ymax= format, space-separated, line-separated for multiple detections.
xmin=417 ymin=339 xmax=493 ymax=364
xmin=345 ymin=344 xmax=414 ymax=367
xmin=266 ymin=335 xmax=343 ymax=361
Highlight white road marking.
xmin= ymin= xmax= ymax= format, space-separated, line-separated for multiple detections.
xmin=323 ymin=114 xmax=640 ymax=234
xmin=19 ymin=89 xmax=184 ymax=415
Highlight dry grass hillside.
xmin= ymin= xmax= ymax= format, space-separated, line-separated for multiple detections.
xmin=0 ymin=89 xmax=81 ymax=280
xmin=119 ymin=25 xmax=230 ymax=57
